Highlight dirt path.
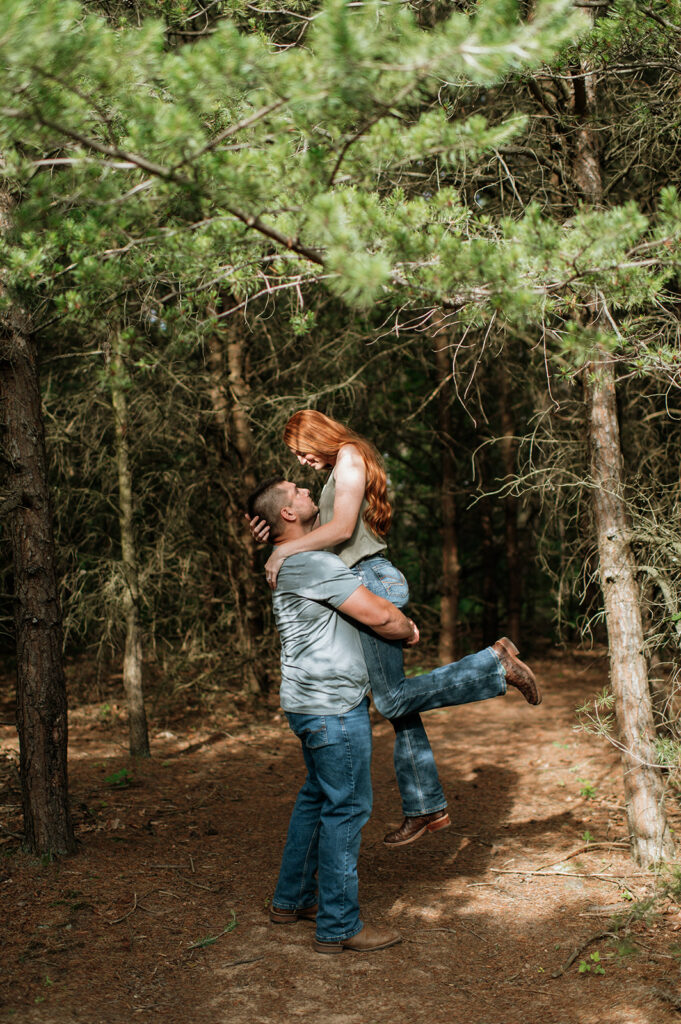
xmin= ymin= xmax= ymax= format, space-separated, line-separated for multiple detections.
xmin=1 ymin=647 xmax=680 ymax=1024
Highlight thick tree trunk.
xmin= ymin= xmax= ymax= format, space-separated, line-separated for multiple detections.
xmin=0 ymin=191 xmax=75 ymax=853
xmin=435 ymin=337 xmax=460 ymax=662
xmin=585 ymin=361 xmax=674 ymax=864
xmin=108 ymin=332 xmax=150 ymax=758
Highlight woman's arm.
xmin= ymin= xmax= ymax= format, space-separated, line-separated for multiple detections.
xmin=264 ymin=446 xmax=366 ymax=589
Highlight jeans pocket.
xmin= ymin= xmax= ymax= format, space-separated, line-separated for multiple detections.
xmin=371 ymin=559 xmax=410 ymax=607
xmin=302 ymin=722 xmax=329 ymax=749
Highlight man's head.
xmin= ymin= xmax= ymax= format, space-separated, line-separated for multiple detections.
xmin=247 ymin=477 xmax=318 ymax=542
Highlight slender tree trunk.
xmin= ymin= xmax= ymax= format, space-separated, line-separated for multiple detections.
xmin=572 ymin=34 xmax=673 ymax=864
xmin=585 ymin=362 xmax=674 ymax=864
xmin=206 ymin=333 xmax=231 ymax=454
xmin=0 ymin=191 xmax=75 ymax=854
xmin=207 ymin=315 xmax=263 ymax=697
xmin=498 ymin=368 xmax=521 ymax=644
xmin=107 ymin=332 xmax=150 ymax=757
xmin=226 ymin=320 xmax=264 ymax=697
xmin=479 ymin=491 xmax=499 ymax=647
xmin=435 ymin=335 xmax=460 ymax=662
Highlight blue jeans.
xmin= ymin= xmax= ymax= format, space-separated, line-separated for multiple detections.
xmin=351 ymin=556 xmax=506 ymax=817
xmin=273 ymin=698 xmax=372 ymax=942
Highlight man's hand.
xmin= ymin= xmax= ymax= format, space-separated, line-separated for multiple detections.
xmin=245 ymin=513 xmax=270 ymax=544
xmin=404 ymin=619 xmax=420 ymax=647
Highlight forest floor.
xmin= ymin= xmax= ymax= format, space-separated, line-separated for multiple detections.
xmin=1 ymin=646 xmax=681 ymax=1024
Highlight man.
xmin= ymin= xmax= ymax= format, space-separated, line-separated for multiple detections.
xmin=247 ymin=477 xmax=540 ymax=955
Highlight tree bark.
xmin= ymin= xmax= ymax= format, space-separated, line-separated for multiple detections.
xmin=435 ymin=336 xmax=460 ymax=662
xmin=585 ymin=361 xmax=674 ymax=864
xmin=479 ymin=487 xmax=499 ymax=647
xmin=498 ymin=367 xmax=521 ymax=644
xmin=107 ymin=331 xmax=150 ymax=758
xmin=206 ymin=315 xmax=263 ymax=697
xmin=572 ymin=32 xmax=674 ymax=864
xmin=0 ymin=192 xmax=75 ymax=854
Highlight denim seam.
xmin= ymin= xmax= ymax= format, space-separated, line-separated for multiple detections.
xmin=490 ymin=648 xmax=508 ymax=695
xmin=296 ymin=820 xmax=320 ymax=909
xmin=399 ymin=722 xmax=426 ymax=815
xmin=338 ymin=714 xmax=355 ymax=931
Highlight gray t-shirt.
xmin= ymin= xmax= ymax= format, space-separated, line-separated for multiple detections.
xmin=272 ymin=551 xmax=369 ymax=715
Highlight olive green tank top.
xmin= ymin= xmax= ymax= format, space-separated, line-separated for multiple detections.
xmin=318 ymin=472 xmax=387 ymax=568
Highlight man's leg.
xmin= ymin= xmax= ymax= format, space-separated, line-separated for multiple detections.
xmin=272 ymin=729 xmax=324 ymax=917
xmin=310 ymin=701 xmax=373 ymax=943
xmin=307 ymin=699 xmax=401 ymax=953
xmin=272 ymin=701 xmax=374 ymax=941
xmin=352 ymin=558 xmax=447 ymax=819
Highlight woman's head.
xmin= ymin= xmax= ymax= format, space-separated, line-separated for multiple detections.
xmin=283 ymin=410 xmax=347 ymax=467
xmin=283 ymin=410 xmax=392 ymax=537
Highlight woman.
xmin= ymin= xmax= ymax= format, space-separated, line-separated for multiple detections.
xmin=252 ymin=409 xmax=451 ymax=847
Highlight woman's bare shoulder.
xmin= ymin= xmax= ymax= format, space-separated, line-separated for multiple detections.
xmin=336 ymin=442 xmax=363 ymax=466
xmin=334 ymin=444 xmax=366 ymax=482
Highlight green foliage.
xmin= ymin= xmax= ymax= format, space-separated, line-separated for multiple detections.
xmin=0 ymin=0 xmax=590 ymax=318
xmin=578 ymin=951 xmax=605 ymax=975
xmin=578 ymin=778 xmax=597 ymax=800
xmin=187 ymin=910 xmax=237 ymax=949
xmin=104 ymin=768 xmax=132 ymax=788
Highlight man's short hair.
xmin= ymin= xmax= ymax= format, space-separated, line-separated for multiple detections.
xmin=247 ymin=477 xmax=287 ymax=536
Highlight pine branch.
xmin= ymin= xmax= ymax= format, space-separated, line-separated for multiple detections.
xmin=171 ymin=98 xmax=291 ymax=172
xmin=642 ymin=6 xmax=681 ymax=37
xmin=3 ymin=107 xmax=327 ymax=266
xmin=527 ymin=77 xmax=561 ymax=119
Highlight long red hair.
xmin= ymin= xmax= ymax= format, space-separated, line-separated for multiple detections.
xmin=283 ymin=410 xmax=392 ymax=537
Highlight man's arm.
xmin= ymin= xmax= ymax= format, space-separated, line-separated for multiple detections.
xmin=338 ymin=585 xmax=419 ymax=645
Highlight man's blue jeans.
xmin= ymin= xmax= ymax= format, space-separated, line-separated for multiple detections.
xmin=351 ymin=556 xmax=506 ymax=818
xmin=273 ymin=698 xmax=372 ymax=942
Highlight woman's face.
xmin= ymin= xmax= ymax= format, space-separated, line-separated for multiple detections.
xmin=289 ymin=447 xmax=329 ymax=471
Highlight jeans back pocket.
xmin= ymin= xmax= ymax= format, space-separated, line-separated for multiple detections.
xmin=371 ymin=558 xmax=410 ymax=608
xmin=302 ymin=722 xmax=328 ymax=749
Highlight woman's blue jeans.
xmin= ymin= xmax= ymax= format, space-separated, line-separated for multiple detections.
xmin=273 ymin=698 xmax=372 ymax=942
xmin=350 ymin=556 xmax=506 ymax=818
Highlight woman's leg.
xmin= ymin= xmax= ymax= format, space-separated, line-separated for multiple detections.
xmin=352 ymin=558 xmax=447 ymax=818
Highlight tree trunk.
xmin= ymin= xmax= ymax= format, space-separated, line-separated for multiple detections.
xmin=0 ymin=192 xmax=75 ymax=854
xmin=435 ymin=336 xmax=460 ymax=662
xmin=585 ymin=361 xmax=674 ymax=864
xmin=572 ymin=33 xmax=673 ymax=864
xmin=479 ymin=491 xmax=499 ymax=647
xmin=206 ymin=315 xmax=263 ymax=697
xmin=498 ymin=367 xmax=521 ymax=644
xmin=107 ymin=332 xmax=150 ymax=758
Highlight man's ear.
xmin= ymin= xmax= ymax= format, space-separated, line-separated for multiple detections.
xmin=280 ymin=506 xmax=296 ymax=523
